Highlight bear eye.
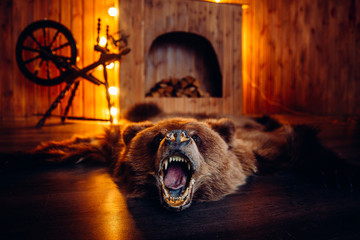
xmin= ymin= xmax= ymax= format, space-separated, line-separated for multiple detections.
xmin=148 ymin=133 xmax=165 ymax=153
xmin=191 ymin=134 xmax=201 ymax=143
xmin=154 ymin=134 xmax=164 ymax=144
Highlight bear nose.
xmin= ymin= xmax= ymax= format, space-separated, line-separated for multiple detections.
xmin=165 ymin=130 xmax=190 ymax=145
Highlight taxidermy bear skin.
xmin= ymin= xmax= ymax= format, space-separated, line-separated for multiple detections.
xmin=0 ymin=104 xmax=358 ymax=211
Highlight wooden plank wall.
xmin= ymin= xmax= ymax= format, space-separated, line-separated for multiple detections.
xmin=1 ymin=0 xmax=359 ymax=120
xmin=0 ymin=0 xmax=119 ymax=120
xmin=118 ymin=0 xmax=243 ymax=116
xmin=242 ymin=0 xmax=360 ymax=115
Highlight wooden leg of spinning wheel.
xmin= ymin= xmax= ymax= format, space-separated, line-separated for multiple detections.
xmin=103 ymin=64 xmax=113 ymax=123
xmin=61 ymin=81 xmax=80 ymax=122
xmin=36 ymin=81 xmax=74 ymax=128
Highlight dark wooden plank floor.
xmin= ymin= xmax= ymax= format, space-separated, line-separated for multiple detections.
xmin=0 ymin=116 xmax=359 ymax=240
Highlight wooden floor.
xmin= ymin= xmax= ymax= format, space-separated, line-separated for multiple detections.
xmin=0 ymin=116 xmax=359 ymax=240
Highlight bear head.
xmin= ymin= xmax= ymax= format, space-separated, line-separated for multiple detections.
xmin=119 ymin=118 xmax=252 ymax=211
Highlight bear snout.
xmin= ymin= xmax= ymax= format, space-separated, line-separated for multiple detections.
xmin=165 ymin=129 xmax=191 ymax=149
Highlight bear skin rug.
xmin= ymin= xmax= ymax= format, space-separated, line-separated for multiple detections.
xmin=1 ymin=104 xmax=359 ymax=211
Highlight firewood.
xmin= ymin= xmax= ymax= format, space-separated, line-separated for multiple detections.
xmin=146 ymin=76 xmax=209 ymax=98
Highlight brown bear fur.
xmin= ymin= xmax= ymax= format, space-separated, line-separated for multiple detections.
xmin=115 ymin=118 xmax=257 ymax=208
xmin=0 ymin=108 xmax=355 ymax=211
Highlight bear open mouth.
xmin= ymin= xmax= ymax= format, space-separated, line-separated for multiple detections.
xmin=159 ymin=154 xmax=195 ymax=210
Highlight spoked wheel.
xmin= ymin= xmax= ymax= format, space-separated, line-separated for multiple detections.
xmin=16 ymin=20 xmax=77 ymax=86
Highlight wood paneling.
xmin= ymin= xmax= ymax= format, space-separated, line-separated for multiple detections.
xmin=242 ymin=0 xmax=360 ymax=115
xmin=0 ymin=0 xmax=119 ymax=120
xmin=1 ymin=0 xmax=359 ymax=120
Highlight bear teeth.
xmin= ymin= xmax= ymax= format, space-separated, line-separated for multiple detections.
xmin=161 ymin=179 xmax=195 ymax=209
xmin=169 ymin=156 xmax=185 ymax=162
xmin=163 ymin=156 xmax=191 ymax=171
xmin=163 ymin=159 xmax=168 ymax=170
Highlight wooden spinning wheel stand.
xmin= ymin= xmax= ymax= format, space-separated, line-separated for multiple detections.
xmin=15 ymin=19 xmax=130 ymax=128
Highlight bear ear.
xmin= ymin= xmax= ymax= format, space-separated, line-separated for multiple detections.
xmin=205 ymin=118 xmax=236 ymax=144
xmin=122 ymin=121 xmax=154 ymax=145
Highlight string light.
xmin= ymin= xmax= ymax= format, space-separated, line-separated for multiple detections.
xmin=215 ymin=0 xmax=221 ymax=3
xmin=100 ymin=5 xmax=119 ymax=123
xmin=99 ymin=36 xmax=107 ymax=47
xmin=108 ymin=86 xmax=119 ymax=95
xmin=110 ymin=107 xmax=118 ymax=116
xmin=106 ymin=62 xmax=115 ymax=69
xmin=242 ymin=4 xmax=249 ymax=9
xmin=108 ymin=7 xmax=118 ymax=17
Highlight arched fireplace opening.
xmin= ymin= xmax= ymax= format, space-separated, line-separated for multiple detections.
xmin=145 ymin=32 xmax=222 ymax=98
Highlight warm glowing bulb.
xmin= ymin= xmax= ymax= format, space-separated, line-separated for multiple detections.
xmin=110 ymin=107 xmax=118 ymax=116
xmin=242 ymin=4 xmax=249 ymax=10
xmin=215 ymin=0 xmax=220 ymax=3
xmin=108 ymin=7 xmax=118 ymax=17
xmin=99 ymin=36 xmax=107 ymax=47
xmin=108 ymin=86 xmax=119 ymax=95
xmin=106 ymin=62 xmax=115 ymax=69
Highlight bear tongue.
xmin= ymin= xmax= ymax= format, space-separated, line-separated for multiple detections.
xmin=164 ymin=165 xmax=186 ymax=190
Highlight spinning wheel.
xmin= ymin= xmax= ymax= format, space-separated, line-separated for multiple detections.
xmin=15 ymin=20 xmax=77 ymax=86
xmin=15 ymin=19 xmax=130 ymax=128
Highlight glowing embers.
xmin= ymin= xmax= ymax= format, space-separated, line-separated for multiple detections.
xmin=159 ymin=155 xmax=195 ymax=210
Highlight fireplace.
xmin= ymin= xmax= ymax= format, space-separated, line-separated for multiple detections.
xmin=145 ymin=31 xmax=222 ymax=97
xmin=118 ymin=0 xmax=243 ymax=116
